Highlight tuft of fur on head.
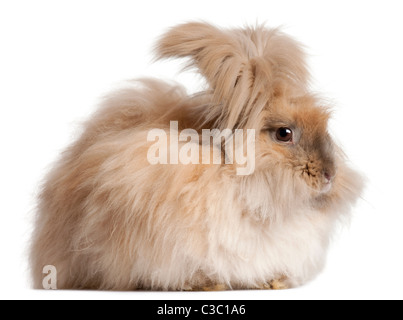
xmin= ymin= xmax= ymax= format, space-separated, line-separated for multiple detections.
xmin=156 ymin=22 xmax=309 ymax=130
xmin=30 ymin=22 xmax=364 ymax=291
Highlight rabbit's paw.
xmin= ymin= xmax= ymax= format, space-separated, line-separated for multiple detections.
xmin=269 ymin=278 xmax=289 ymax=290
xmin=258 ymin=278 xmax=289 ymax=290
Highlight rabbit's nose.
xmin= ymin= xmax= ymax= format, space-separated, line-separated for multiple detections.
xmin=323 ymin=169 xmax=335 ymax=183
xmin=321 ymin=170 xmax=335 ymax=194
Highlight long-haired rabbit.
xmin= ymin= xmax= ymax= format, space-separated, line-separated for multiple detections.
xmin=31 ymin=22 xmax=363 ymax=290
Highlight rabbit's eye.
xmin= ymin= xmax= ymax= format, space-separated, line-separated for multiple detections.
xmin=275 ymin=127 xmax=293 ymax=142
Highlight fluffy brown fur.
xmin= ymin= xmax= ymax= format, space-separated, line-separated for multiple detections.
xmin=30 ymin=22 xmax=363 ymax=290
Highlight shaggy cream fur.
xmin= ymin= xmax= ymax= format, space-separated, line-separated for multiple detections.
xmin=31 ymin=22 xmax=363 ymax=290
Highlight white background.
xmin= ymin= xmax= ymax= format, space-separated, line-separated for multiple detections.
xmin=1 ymin=0 xmax=402 ymax=300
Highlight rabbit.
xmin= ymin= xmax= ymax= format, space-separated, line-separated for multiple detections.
xmin=30 ymin=22 xmax=364 ymax=290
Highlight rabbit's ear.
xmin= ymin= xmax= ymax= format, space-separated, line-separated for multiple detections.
xmin=156 ymin=22 xmax=245 ymax=99
xmin=156 ymin=22 xmax=253 ymax=129
xmin=156 ymin=22 xmax=309 ymax=130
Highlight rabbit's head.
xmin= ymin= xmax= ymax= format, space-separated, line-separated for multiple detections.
xmin=157 ymin=22 xmax=363 ymax=215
